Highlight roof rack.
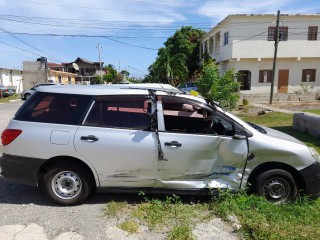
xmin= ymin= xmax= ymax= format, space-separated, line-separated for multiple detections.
xmin=120 ymin=83 xmax=184 ymax=95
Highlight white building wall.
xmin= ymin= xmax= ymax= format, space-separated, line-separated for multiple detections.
xmin=0 ymin=69 xmax=23 ymax=93
xmin=202 ymin=14 xmax=320 ymax=94
xmin=223 ymin=58 xmax=320 ymax=94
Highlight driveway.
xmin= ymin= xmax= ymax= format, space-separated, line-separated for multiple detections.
xmin=0 ymin=101 xmax=239 ymax=240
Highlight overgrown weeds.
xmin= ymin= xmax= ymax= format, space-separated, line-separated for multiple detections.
xmin=104 ymin=191 xmax=320 ymax=239
xmin=209 ymin=191 xmax=320 ymax=239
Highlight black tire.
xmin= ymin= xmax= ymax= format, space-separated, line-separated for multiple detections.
xmin=253 ymin=169 xmax=298 ymax=203
xmin=25 ymin=93 xmax=31 ymax=100
xmin=44 ymin=163 xmax=92 ymax=205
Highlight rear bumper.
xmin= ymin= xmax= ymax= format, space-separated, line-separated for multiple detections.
xmin=300 ymin=161 xmax=320 ymax=198
xmin=0 ymin=153 xmax=45 ymax=186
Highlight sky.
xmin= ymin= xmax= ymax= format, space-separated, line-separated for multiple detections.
xmin=0 ymin=0 xmax=320 ymax=78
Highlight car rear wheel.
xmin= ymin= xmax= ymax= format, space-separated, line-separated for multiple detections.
xmin=44 ymin=163 xmax=92 ymax=205
xmin=253 ymin=169 xmax=298 ymax=203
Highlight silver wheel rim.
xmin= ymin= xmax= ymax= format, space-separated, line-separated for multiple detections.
xmin=51 ymin=171 xmax=82 ymax=200
xmin=264 ymin=177 xmax=289 ymax=201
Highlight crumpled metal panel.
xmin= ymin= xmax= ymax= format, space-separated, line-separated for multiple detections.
xmin=155 ymin=133 xmax=248 ymax=190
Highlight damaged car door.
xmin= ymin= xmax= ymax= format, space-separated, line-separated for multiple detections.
xmin=155 ymin=96 xmax=248 ymax=191
xmin=74 ymin=95 xmax=158 ymax=187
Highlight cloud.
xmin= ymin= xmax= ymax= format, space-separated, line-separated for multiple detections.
xmin=1 ymin=0 xmax=186 ymax=34
xmin=196 ymin=0 xmax=313 ymax=22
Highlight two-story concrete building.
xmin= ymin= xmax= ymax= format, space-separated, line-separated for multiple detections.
xmin=23 ymin=59 xmax=76 ymax=90
xmin=201 ymin=14 xmax=320 ymax=96
xmin=64 ymin=57 xmax=104 ymax=84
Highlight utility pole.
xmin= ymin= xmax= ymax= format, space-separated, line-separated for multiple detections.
xmin=270 ymin=10 xmax=280 ymax=105
xmin=96 ymin=43 xmax=103 ymax=81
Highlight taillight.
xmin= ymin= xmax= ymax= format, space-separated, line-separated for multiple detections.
xmin=1 ymin=129 xmax=22 ymax=146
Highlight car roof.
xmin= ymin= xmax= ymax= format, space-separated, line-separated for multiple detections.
xmin=36 ymin=83 xmax=207 ymax=104
xmin=36 ymin=84 xmax=181 ymax=94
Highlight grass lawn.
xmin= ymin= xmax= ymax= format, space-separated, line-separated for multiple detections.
xmin=238 ymin=111 xmax=320 ymax=153
xmin=0 ymin=94 xmax=21 ymax=103
xmin=103 ymin=109 xmax=320 ymax=240
xmin=303 ymin=109 xmax=320 ymax=115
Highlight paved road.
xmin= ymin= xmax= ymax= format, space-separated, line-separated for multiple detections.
xmin=0 ymin=101 xmax=239 ymax=240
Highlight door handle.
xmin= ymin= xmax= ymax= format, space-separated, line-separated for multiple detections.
xmin=164 ymin=141 xmax=182 ymax=148
xmin=80 ymin=135 xmax=99 ymax=142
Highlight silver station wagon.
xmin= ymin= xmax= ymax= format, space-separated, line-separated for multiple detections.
xmin=1 ymin=84 xmax=320 ymax=205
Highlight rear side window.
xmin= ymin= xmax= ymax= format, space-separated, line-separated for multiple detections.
xmin=84 ymin=95 xmax=150 ymax=130
xmin=15 ymin=92 xmax=93 ymax=125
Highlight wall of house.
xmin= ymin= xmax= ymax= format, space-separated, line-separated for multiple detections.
xmin=204 ymin=15 xmax=320 ymax=61
xmin=224 ymin=58 xmax=320 ymax=94
xmin=202 ymin=14 xmax=320 ymax=95
xmin=0 ymin=69 xmax=23 ymax=93
xmin=48 ymin=70 xmax=76 ymax=85
xmin=22 ymin=61 xmax=47 ymax=90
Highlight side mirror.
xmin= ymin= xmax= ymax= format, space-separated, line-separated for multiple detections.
xmin=233 ymin=133 xmax=247 ymax=139
xmin=233 ymin=129 xmax=248 ymax=139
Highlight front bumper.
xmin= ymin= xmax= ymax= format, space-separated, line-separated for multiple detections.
xmin=300 ymin=161 xmax=320 ymax=198
xmin=0 ymin=154 xmax=45 ymax=186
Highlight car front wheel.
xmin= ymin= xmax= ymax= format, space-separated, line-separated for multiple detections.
xmin=44 ymin=164 xmax=92 ymax=205
xmin=253 ymin=169 xmax=298 ymax=203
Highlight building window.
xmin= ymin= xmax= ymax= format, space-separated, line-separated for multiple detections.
xmin=259 ymin=70 xmax=273 ymax=83
xmin=58 ymin=75 xmax=62 ymax=84
xmin=68 ymin=76 xmax=72 ymax=84
xmin=308 ymin=26 xmax=318 ymax=40
xmin=302 ymin=69 xmax=316 ymax=82
xmin=224 ymin=32 xmax=229 ymax=45
xmin=209 ymin=37 xmax=214 ymax=54
xmin=268 ymin=27 xmax=288 ymax=41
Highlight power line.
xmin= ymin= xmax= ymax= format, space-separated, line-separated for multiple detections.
xmin=0 ymin=27 xmax=62 ymax=62
xmin=0 ymin=16 xmax=211 ymax=31
xmin=0 ymin=31 xmax=169 ymax=39
xmin=127 ymin=65 xmax=148 ymax=75
xmin=0 ymin=40 xmax=60 ymax=62
xmin=0 ymin=30 xmax=158 ymax=51
xmin=0 ymin=13 xmax=212 ymax=26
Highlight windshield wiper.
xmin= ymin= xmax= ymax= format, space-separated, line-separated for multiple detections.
xmin=247 ymin=122 xmax=267 ymax=134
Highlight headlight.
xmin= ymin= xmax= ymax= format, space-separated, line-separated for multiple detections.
xmin=309 ymin=147 xmax=320 ymax=162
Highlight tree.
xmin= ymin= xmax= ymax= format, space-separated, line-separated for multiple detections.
xmin=90 ymin=75 xmax=104 ymax=85
xmin=198 ymin=62 xmax=241 ymax=110
xmin=121 ymin=70 xmax=129 ymax=77
xmin=104 ymin=64 xmax=118 ymax=83
xmin=146 ymin=26 xmax=205 ymax=84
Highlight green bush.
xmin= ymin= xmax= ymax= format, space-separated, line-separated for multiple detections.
xmin=198 ymin=62 xmax=240 ymax=110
